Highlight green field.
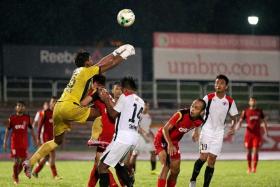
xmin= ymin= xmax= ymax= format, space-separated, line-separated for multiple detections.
xmin=0 ymin=160 xmax=279 ymax=187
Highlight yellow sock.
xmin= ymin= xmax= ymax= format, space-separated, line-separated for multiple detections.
xmin=91 ymin=116 xmax=103 ymax=140
xmin=29 ymin=140 xmax=58 ymax=166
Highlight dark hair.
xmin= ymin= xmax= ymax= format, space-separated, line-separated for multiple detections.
xmin=196 ymin=98 xmax=206 ymax=111
xmin=121 ymin=76 xmax=137 ymax=91
xmin=249 ymin=97 xmax=256 ymax=101
xmin=75 ymin=51 xmax=90 ymax=67
xmin=216 ymin=74 xmax=229 ymax=85
xmin=16 ymin=101 xmax=25 ymax=106
xmin=51 ymin=96 xmax=57 ymax=100
xmin=112 ymin=81 xmax=121 ymax=86
xmin=92 ymin=74 xmax=106 ymax=86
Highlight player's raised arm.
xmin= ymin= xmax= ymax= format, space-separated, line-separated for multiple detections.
xmin=96 ymin=44 xmax=135 ymax=73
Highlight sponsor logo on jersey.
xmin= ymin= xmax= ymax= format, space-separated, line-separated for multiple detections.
xmin=178 ymin=127 xmax=191 ymax=133
xmin=249 ymin=115 xmax=259 ymax=120
xmin=15 ymin=124 xmax=25 ymax=129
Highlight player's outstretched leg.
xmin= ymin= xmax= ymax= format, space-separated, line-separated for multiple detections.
xmin=23 ymin=138 xmax=59 ymax=178
xmin=32 ymin=157 xmax=48 ymax=178
xmin=87 ymin=117 xmax=107 ymax=147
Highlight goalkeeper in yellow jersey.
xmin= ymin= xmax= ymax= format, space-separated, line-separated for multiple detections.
xmin=23 ymin=44 xmax=135 ymax=178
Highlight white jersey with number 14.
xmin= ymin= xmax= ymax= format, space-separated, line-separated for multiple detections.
xmin=113 ymin=93 xmax=145 ymax=145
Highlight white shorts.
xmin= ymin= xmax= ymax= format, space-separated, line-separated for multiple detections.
xmin=100 ymin=141 xmax=135 ymax=167
xmin=199 ymin=132 xmax=224 ymax=156
xmin=133 ymin=136 xmax=154 ymax=155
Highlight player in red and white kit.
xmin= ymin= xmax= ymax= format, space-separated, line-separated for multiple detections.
xmin=236 ymin=97 xmax=268 ymax=173
xmin=32 ymin=96 xmax=62 ymax=179
xmin=189 ymin=74 xmax=239 ymax=187
xmin=2 ymin=101 xmax=38 ymax=185
xmin=32 ymin=101 xmax=49 ymax=128
xmin=81 ymin=75 xmax=119 ymax=187
xmin=155 ymin=99 xmax=206 ymax=187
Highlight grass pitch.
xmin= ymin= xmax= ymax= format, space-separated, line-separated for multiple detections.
xmin=0 ymin=160 xmax=279 ymax=187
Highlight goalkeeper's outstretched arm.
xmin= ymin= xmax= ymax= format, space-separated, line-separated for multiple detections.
xmin=96 ymin=44 xmax=135 ymax=73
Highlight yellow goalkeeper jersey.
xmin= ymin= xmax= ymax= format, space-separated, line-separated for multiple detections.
xmin=59 ymin=65 xmax=100 ymax=103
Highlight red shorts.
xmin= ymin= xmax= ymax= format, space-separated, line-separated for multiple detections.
xmin=244 ymin=133 xmax=262 ymax=149
xmin=96 ymin=132 xmax=114 ymax=153
xmin=98 ymin=133 xmax=113 ymax=143
xmin=10 ymin=148 xmax=27 ymax=158
xmin=154 ymin=133 xmax=180 ymax=160
xmin=42 ymin=133 xmax=53 ymax=143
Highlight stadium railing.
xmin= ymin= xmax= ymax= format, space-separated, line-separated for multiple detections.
xmin=1 ymin=76 xmax=280 ymax=122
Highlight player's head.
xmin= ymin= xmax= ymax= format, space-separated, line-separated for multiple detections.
xmin=215 ymin=74 xmax=229 ymax=94
xmin=49 ymin=96 xmax=57 ymax=110
xmin=15 ymin=101 xmax=26 ymax=114
xmin=92 ymin=74 xmax=106 ymax=88
xmin=42 ymin=101 xmax=49 ymax=111
xmin=190 ymin=98 xmax=206 ymax=118
xmin=121 ymin=76 xmax=137 ymax=92
xmin=143 ymin=100 xmax=150 ymax=114
xmin=112 ymin=81 xmax=122 ymax=100
xmin=249 ymin=97 xmax=257 ymax=108
xmin=75 ymin=51 xmax=93 ymax=67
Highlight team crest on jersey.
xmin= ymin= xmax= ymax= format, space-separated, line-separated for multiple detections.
xmin=223 ymin=101 xmax=227 ymax=106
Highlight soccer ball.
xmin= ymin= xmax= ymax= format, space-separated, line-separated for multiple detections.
xmin=117 ymin=9 xmax=135 ymax=27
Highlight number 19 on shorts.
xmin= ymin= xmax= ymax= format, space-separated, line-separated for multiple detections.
xmin=200 ymin=144 xmax=208 ymax=151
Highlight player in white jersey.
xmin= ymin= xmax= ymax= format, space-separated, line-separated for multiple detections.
xmin=130 ymin=101 xmax=157 ymax=174
xmin=98 ymin=76 xmax=145 ymax=187
xmin=189 ymin=74 xmax=239 ymax=187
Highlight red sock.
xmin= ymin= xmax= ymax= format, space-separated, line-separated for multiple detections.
xmin=167 ymin=179 xmax=176 ymax=187
xmin=18 ymin=160 xmax=23 ymax=174
xmin=13 ymin=163 xmax=19 ymax=180
xmin=88 ymin=164 xmax=99 ymax=187
xmin=158 ymin=178 xmax=166 ymax=187
xmin=247 ymin=152 xmax=252 ymax=170
xmin=253 ymin=153 xmax=259 ymax=171
xmin=51 ymin=165 xmax=58 ymax=177
xmin=108 ymin=170 xmax=118 ymax=187
xmin=34 ymin=160 xmax=46 ymax=174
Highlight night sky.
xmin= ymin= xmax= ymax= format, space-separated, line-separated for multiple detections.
xmin=1 ymin=0 xmax=279 ymax=80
